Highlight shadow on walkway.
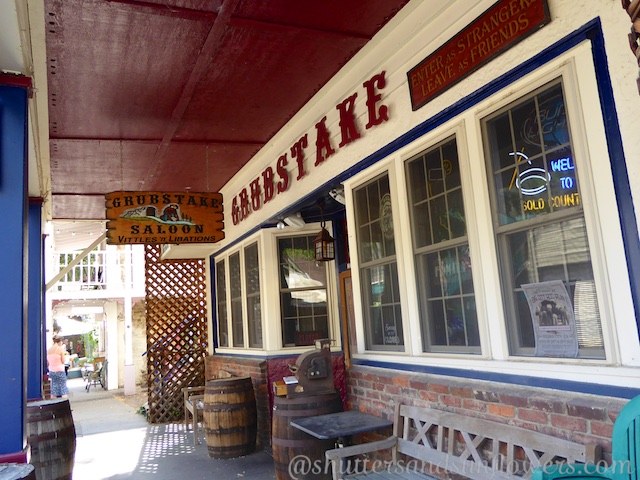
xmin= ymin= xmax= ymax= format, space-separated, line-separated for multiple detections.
xmin=66 ymin=378 xmax=275 ymax=480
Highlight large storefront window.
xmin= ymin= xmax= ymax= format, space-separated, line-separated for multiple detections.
xmin=354 ymin=173 xmax=404 ymax=351
xmin=483 ymin=80 xmax=605 ymax=358
xmin=406 ymin=137 xmax=479 ymax=353
xmin=215 ymin=259 xmax=228 ymax=347
xmin=278 ymin=235 xmax=329 ymax=347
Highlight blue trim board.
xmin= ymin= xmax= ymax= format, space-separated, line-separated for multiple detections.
xmin=352 ymin=358 xmax=640 ymax=400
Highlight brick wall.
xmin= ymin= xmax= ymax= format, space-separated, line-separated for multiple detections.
xmin=347 ymin=365 xmax=627 ymax=464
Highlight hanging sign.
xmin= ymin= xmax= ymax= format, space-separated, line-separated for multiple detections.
xmin=105 ymin=191 xmax=224 ymax=245
xmin=407 ymin=0 xmax=550 ymax=110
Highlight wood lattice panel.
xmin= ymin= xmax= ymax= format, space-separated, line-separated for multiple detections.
xmin=145 ymin=245 xmax=208 ymax=424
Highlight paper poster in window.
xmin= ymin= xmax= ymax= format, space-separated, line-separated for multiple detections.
xmin=522 ymin=280 xmax=578 ymax=357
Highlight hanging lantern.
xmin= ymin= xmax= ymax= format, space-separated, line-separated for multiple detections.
xmin=314 ymin=221 xmax=335 ymax=262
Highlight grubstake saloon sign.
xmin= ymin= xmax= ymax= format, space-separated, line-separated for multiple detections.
xmin=105 ymin=191 xmax=224 ymax=245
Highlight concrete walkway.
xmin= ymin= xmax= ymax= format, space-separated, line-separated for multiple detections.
xmin=66 ymin=378 xmax=276 ymax=480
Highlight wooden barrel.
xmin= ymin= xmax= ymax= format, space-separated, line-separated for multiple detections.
xmin=272 ymin=392 xmax=343 ymax=480
xmin=26 ymin=399 xmax=76 ymax=480
xmin=204 ymin=376 xmax=257 ymax=459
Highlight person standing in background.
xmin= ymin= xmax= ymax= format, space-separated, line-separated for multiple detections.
xmin=47 ymin=336 xmax=69 ymax=398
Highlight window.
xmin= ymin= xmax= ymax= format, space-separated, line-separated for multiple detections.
xmin=278 ymin=235 xmax=329 ymax=347
xmin=354 ymin=173 xmax=404 ymax=351
xmin=229 ymin=252 xmax=244 ymax=348
xmin=482 ymin=79 xmax=604 ymax=358
xmin=215 ymin=259 xmax=228 ymax=347
xmin=245 ymin=242 xmax=262 ymax=348
xmin=215 ymin=241 xmax=263 ymax=349
xmin=406 ymin=137 xmax=479 ymax=353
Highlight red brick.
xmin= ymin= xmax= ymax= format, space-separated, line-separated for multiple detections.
xmin=392 ymin=376 xmax=410 ymax=387
xmin=462 ymin=399 xmax=487 ymax=412
xmin=488 ymin=404 xmax=515 ymax=418
xmin=409 ymin=379 xmax=430 ymax=391
xmin=441 ymin=395 xmax=462 ymax=408
xmin=385 ymin=385 xmax=400 ymax=395
xmin=518 ymin=408 xmax=548 ymax=424
xmin=418 ymin=390 xmax=438 ymax=402
xmin=430 ymin=383 xmax=450 ymax=394
xmin=450 ymin=386 xmax=474 ymax=398
xmin=366 ymin=389 xmax=381 ymax=400
xmin=589 ymin=420 xmax=613 ymax=438
xmin=499 ymin=394 xmax=530 ymax=408
xmin=551 ymin=414 xmax=587 ymax=432
xmin=567 ymin=403 xmax=609 ymax=421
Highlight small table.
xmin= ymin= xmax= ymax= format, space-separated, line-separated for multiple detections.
xmin=290 ymin=409 xmax=393 ymax=441
xmin=291 ymin=410 xmax=393 ymax=476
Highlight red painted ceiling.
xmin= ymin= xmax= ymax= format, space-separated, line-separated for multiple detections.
xmin=45 ymin=0 xmax=409 ymax=220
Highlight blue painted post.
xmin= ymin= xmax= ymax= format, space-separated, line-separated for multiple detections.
xmin=0 ymin=85 xmax=29 ymax=457
xmin=28 ymin=199 xmax=43 ymax=400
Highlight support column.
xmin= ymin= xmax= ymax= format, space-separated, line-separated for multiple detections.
xmin=0 ymin=85 xmax=29 ymax=458
xmin=124 ymin=246 xmax=136 ymax=395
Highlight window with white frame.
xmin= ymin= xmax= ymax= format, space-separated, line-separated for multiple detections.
xmin=406 ymin=136 xmax=480 ymax=353
xmin=353 ymin=173 xmax=404 ymax=351
xmin=229 ymin=251 xmax=244 ymax=348
xmin=482 ymin=79 xmax=604 ymax=358
xmin=278 ymin=234 xmax=329 ymax=347
xmin=245 ymin=242 xmax=263 ymax=348
xmin=215 ymin=258 xmax=228 ymax=348
xmin=215 ymin=241 xmax=263 ymax=349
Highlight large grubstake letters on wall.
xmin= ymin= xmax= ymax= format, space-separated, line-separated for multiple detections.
xmin=105 ymin=191 xmax=224 ymax=245
xmin=231 ymin=71 xmax=390 ymax=225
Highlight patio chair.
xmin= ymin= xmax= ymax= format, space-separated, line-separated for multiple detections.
xmin=85 ymin=357 xmax=107 ymax=392
xmin=182 ymin=386 xmax=205 ymax=444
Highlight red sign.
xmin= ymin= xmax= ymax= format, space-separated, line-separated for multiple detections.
xmin=408 ymin=0 xmax=550 ymax=110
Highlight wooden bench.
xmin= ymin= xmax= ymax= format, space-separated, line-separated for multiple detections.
xmin=532 ymin=394 xmax=640 ymax=479
xmin=325 ymin=402 xmax=601 ymax=480
xmin=182 ymin=386 xmax=205 ymax=444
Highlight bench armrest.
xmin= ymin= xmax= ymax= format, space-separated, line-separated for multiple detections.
xmin=325 ymin=435 xmax=398 ymax=480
